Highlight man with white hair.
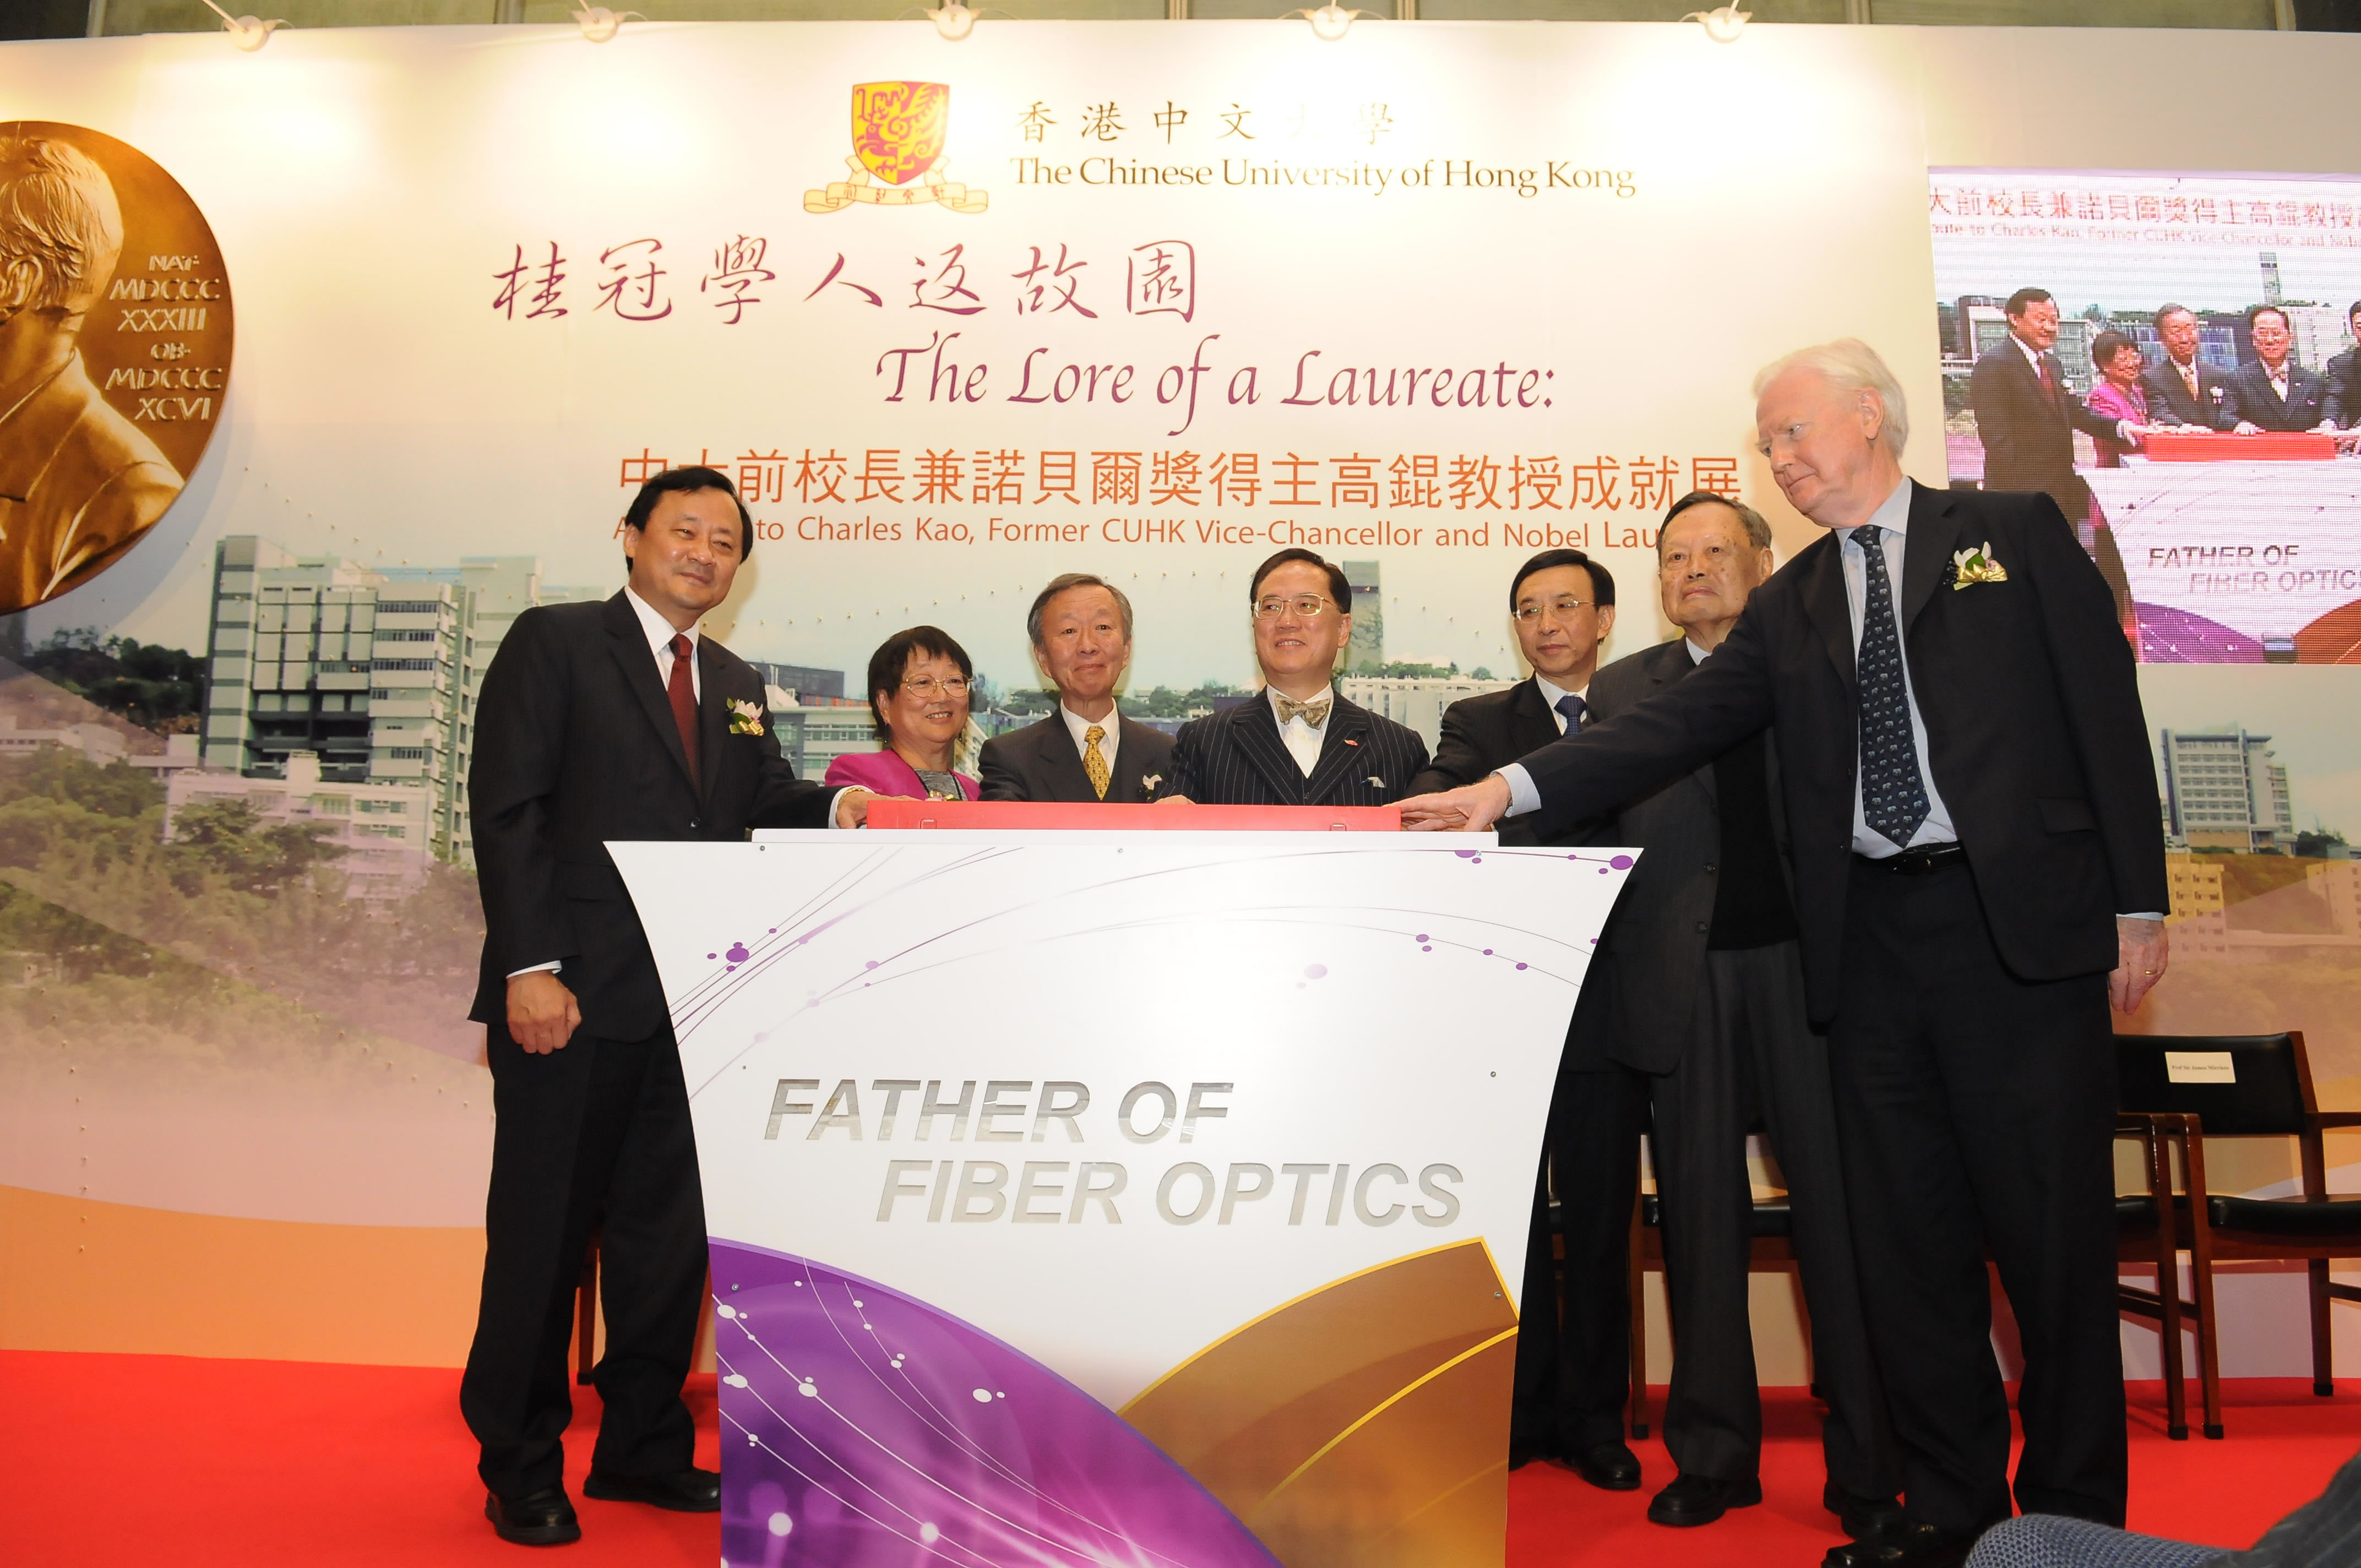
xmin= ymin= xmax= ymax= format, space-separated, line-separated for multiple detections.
xmin=0 ymin=134 xmax=182 ymax=614
xmin=1400 ymin=339 xmax=2169 ymax=1568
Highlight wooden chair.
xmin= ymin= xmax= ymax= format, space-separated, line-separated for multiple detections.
xmin=1625 ymin=1135 xmax=1802 ymax=1440
xmin=2115 ymin=1031 xmax=2361 ymax=1439
xmin=574 ymin=1233 xmax=715 ymax=1385
xmin=2113 ymin=1109 xmax=2208 ymax=1439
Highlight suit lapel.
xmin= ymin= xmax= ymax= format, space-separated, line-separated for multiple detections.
xmin=1034 ymin=714 xmax=1098 ymax=800
xmin=1508 ymin=679 xmax=1560 ymax=753
xmin=1305 ymin=700 xmax=1374 ymax=803
xmin=1230 ymin=698 xmax=1303 ymax=803
xmin=696 ymin=643 xmax=730 ymax=808
xmin=1901 ymin=481 xmax=1965 ymax=631
xmin=1800 ymin=536 xmax=1856 ymax=692
xmin=602 ymin=592 xmax=697 ymax=792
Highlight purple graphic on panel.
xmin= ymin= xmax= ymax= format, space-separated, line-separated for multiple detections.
xmin=2135 ymin=603 xmax=2265 ymax=665
xmin=710 ymin=1238 xmax=1283 ymax=1568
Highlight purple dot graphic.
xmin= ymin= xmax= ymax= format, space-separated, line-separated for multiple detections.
xmin=707 ymin=952 xmax=718 ymax=961
xmin=865 ymin=960 xmax=880 ymax=970
xmin=726 ymin=943 xmax=751 ymax=963
xmin=1415 ymin=933 xmax=1429 ymax=943
xmin=1454 ymin=849 xmax=1478 ymax=859
xmin=1420 ymin=945 xmax=1432 ymax=952
xmin=1482 ymin=948 xmax=1493 ymax=956
xmin=1610 ymin=854 xmax=1634 ymax=869
xmin=1303 ymin=964 xmax=1328 ymax=980
xmin=1516 ymin=962 xmax=1529 ymax=971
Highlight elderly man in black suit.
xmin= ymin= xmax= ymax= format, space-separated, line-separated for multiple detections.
xmin=2139 ymin=304 xmax=2240 ymax=431
xmin=1411 ymin=549 xmax=1647 ymax=1495
xmin=2324 ymin=302 xmax=2361 ymax=428
xmin=1156 ymin=547 xmax=1427 ymax=807
xmin=1586 ymin=492 xmax=1899 ymax=1538
xmin=1401 ymin=339 xmax=2170 ymax=1568
xmin=464 ymin=466 xmax=878 ymax=1546
xmin=2228 ymin=305 xmax=2335 ymax=435
xmin=979 ymin=573 xmax=1173 ymax=804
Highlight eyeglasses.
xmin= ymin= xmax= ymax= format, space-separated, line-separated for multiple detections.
xmin=1513 ymin=597 xmax=1596 ymax=622
xmin=1254 ymin=595 xmax=1336 ymax=619
xmin=900 ymin=676 xmax=970 ymax=699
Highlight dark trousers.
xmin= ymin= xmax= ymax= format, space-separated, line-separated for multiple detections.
xmin=1647 ymin=940 xmax=1899 ymax=1499
xmin=1830 ymin=860 xmax=2125 ymax=1536
xmin=460 ymin=1021 xmax=709 ymax=1499
xmin=1512 ymin=1063 xmax=1647 ymax=1457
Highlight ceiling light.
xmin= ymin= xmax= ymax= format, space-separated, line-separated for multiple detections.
xmin=1287 ymin=3 xmax=1366 ymax=40
xmin=1683 ymin=3 xmax=1750 ymax=41
xmin=571 ymin=4 xmax=645 ymax=41
xmin=198 ymin=0 xmax=284 ymax=49
xmin=929 ymin=0 xmax=977 ymax=39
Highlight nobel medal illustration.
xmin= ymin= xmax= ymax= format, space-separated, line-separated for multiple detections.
xmin=0 ymin=122 xmax=232 ymax=614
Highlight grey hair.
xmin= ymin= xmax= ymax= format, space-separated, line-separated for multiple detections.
xmin=1658 ymin=490 xmax=1773 ymax=557
xmin=1025 ymin=572 xmax=1135 ymax=649
xmin=0 ymin=137 xmax=122 ymax=313
xmin=1752 ymin=337 xmax=1909 ymax=458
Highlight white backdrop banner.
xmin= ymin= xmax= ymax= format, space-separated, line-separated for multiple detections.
xmin=612 ymin=831 xmax=1631 ymax=1568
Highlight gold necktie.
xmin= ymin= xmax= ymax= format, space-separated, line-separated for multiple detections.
xmin=1084 ymin=724 xmax=1110 ymax=799
xmin=1272 ymin=693 xmax=1332 ymax=728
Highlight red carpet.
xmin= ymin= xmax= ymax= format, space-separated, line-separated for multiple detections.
xmin=2 ymin=1352 xmax=2353 ymax=1566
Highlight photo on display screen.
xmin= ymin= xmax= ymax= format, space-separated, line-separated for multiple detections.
xmin=1929 ymin=168 xmax=2361 ymax=666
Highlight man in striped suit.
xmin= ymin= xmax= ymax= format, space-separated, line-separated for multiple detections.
xmin=1155 ymin=548 xmax=1428 ymax=808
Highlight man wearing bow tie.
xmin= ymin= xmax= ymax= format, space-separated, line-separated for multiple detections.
xmin=1400 ymin=341 xmax=2169 ymax=1568
xmin=1155 ymin=547 xmax=1427 ymax=808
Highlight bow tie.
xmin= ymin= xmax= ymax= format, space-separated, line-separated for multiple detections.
xmin=1273 ymin=692 xmax=1332 ymax=728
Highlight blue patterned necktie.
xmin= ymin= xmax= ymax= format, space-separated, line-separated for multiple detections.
xmin=1555 ymin=693 xmax=1586 ymax=732
xmin=1852 ymin=526 xmax=1930 ymax=850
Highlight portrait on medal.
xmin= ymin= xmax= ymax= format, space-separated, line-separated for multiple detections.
xmin=0 ymin=122 xmax=233 ymax=615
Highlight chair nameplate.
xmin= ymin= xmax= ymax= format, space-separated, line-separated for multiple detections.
xmin=2165 ymin=1051 xmax=2236 ymax=1085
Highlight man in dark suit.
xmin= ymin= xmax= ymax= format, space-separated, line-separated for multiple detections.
xmin=1968 ymin=287 xmax=2141 ymax=520
xmin=1410 ymin=548 xmax=1647 ymax=1495
xmin=1586 ymin=493 xmax=1900 ymax=1537
xmin=2140 ymin=304 xmax=2240 ymax=431
xmin=1402 ymin=340 xmax=2170 ymax=1568
xmin=979 ymin=573 xmax=1173 ymax=804
xmin=2323 ymin=302 xmax=2361 ymax=428
xmin=2228 ymin=305 xmax=2334 ymax=434
xmin=1156 ymin=547 xmax=1427 ymax=807
xmin=464 ymin=466 xmax=878 ymax=1545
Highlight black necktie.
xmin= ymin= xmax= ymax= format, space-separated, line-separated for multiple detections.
xmin=1852 ymin=527 xmax=1929 ymax=850
xmin=1555 ymin=692 xmax=1586 ymax=732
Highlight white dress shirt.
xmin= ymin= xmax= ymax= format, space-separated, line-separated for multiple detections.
xmin=1686 ymin=638 xmax=1711 ymax=666
xmin=1532 ymin=673 xmax=1590 ymax=734
xmin=1059 ymin=703 xmax=1119 ymax=771
xmin=1268 ymin=684 xmax=1334 ymax=776
xmin=508 ymin=586 xmax=850 ymax=980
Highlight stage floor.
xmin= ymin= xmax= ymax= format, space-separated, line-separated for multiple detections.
xmin=3 ymin=1351 xmax=2353 ymax=1566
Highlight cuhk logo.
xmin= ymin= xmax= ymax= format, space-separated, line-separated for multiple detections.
xmin=806 ymin=82 xmax=987 ymax=214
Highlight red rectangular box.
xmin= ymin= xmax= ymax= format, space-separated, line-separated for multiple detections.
xmin=2145 ymin=432 xmax=2336 ymax=462
xmin=867 ymin=800 xmax=1402 ymax=831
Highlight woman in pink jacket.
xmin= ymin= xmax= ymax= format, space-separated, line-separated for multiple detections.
xmin=825 ymin=624 xmax=982 ymax=802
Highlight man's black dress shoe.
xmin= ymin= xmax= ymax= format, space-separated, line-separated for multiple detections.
xmin=1821 ymin=1520 xmax=1979 ymax=1568
xmin=1823 ymin=1480 xmax=1908 ymax=1539
xmin=1569 ymin=1441 xmax=1642 ymax=1491
xmin=485 ymin=1486 xmax=581 ymax=1546
xmin=1646 ymin=1471 xmax=1762 ymax=1527
xmin=581 ymin=1466 xmax=722 ymax=1512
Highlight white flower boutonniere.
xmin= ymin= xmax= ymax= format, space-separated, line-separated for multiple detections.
xmin=1140 ymin=773 xmax=1164 ymax=798
xmin=726 ymin=698 xmax=765 ymax=737
xmin=1951 ymin=542 xmax=2009 ymax=590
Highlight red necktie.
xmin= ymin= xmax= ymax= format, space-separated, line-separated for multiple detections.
xmin=2036 ymin=354 xmax=2060 ymax=407
xmin=667 ymin=633 xmax=701 ymax=791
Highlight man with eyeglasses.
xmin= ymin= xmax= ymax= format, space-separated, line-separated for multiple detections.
xmin=1407 ymin=547 xmax=1648 ymax=1495
xmin=1155 ymin=547 xmax=1427 ymax=807
xmin=1585 ymin=493 xmax=1900 ymax=1540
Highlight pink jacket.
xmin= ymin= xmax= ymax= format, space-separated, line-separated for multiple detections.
xmin=824 ymin=748 xmax=980 ymax=801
